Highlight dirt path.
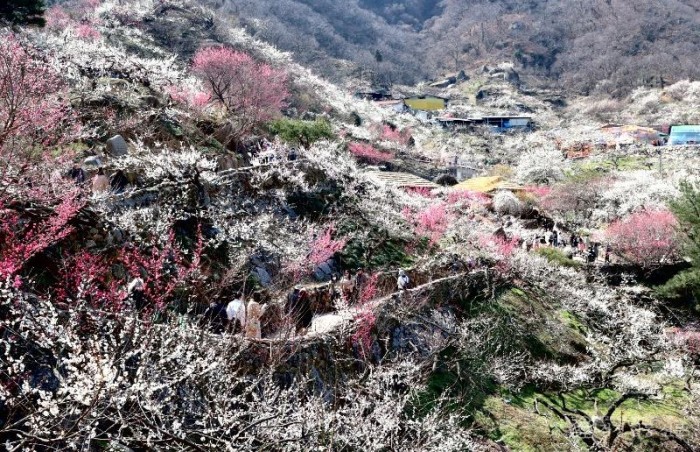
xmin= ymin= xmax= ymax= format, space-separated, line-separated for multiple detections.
xmin=259 ymin=270 xmax=485 ymax=343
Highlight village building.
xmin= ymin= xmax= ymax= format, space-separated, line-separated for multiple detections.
xmin=366 ymin=171 xmax=440 ymax=190
xmin=453 ymin=166 xmax=478 ymax=182
xmin=375 ymin=99 xmax=407 ymax=113
xmin=600 ymin=124 xmax=663 ymax=147
xmin=436 ymin=117 xmax=472 ymax=131
xmin=473 ymin=116 xmax=532 ymax=131
xmin=436 ymin=115 xmax=533 ymax=133
xmin=668 ymin=125 xmax=700 ymax=145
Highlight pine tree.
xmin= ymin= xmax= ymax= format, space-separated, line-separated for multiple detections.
xmin=659 ymin=181 xmax=700 ymax=310
xmin=0 ymin=0 xmax=46 ymax=27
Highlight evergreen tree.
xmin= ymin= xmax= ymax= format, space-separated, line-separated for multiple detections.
xmin=374 ymin=49 xmax=383 ymax=63
xmin=659 ymin=181 xmax=700 ymax=311
xmin=0 ymin=0 xmax=46 ymax=27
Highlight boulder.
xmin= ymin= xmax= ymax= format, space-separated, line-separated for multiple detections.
xmin=106 ymin=135 xmax=129 ymax=157
xmin=434 ymin=173 xmax=458 ymax=186
xmin=253 ymin=267 xmax=272 ymax=286
xmin=493 ymin=191 xmax=523 ymax=216
xmin=503 ymin=68 xmax=520 ymax=85
xmin=429 ymin=76 xmax=456 ymax=88
xmin=83 ymin=156 xmax=103 ymax=169
xmin=318 ymin=261 xmax=333 ymax=276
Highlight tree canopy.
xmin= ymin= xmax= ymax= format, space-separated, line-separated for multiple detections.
xmin=659 ymin=181 xmax=700 ymax=310
xmin=0 ymin=0 xmax=46 ymax=27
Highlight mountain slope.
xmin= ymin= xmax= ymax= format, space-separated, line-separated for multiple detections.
xmin=205 ymin=0 xmax=700 ymax=96
xmin=1 ymin=0 xmax=699 ymax=450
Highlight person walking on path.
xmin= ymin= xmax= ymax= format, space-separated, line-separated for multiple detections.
xmin=245 ymin=299 xmax=267 ymax=339
xmin=226 ymin=296 xmax=246 ymax=333
xmin=68 ymin=163 xmax=85 ymax=185
xmin=397 ymin=269 xmax=410 ymax=291
xmin=286 ymin=287 xmax=312 ymax=334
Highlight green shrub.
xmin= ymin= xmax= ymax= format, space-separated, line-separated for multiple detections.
xmin=658 ymin=181 xmax=700 ymax=310
xmin=267 ymin=118 xmax=334 ymax=147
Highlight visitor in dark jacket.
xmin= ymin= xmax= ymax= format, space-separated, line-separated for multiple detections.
xmin=286 ymin=287 xmax=313 ymax=333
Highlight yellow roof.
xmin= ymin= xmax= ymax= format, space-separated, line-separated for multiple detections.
xmin=453 ymin=176 xmax=523 ymax=193
xmin=404 ymin=97 xmax=447 ymax=111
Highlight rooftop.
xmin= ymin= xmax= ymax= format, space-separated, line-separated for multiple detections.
xmin=366 ymin=171 xmax=439 ymax=189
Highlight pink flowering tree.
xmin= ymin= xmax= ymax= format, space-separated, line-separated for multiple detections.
xmin=119 ymin=230 xmax=203 ymax=313
xmin=668 ymin=326 xmax=700 ymax=359
xmin=75 ymin=24 xmax=101 ymax=41
xmin=45 ymin=5 xmax=72 ymax=30
xmin=0 ymin=34 xmax=75 ymax=187
xmin=402 ymin=202 xmax=450 ymax=245
xmin=285 ymin=224 xmax=347 ymax=282
xmin=606 ymin=209 xmax=680 ymax=269
xmin=192 ymin=47 xmax=287 ymax=140
xmin=348 ymin=142 xmax=394 ymax=164
xmin=523 ymin=185 xmax=553 ymax=199
xmin=307 ymin=225 xmax=347 ymax=270
xmin=57 ymin=250 xmax=124 ymax=310
xmin=352 ymin=272 xmax=380 ymax=356
xmin=0 ymin=193 xmax=84 ymax=283
xmin=165 ymin=85 xmax=211 ymax=111
xmin=380 ymin=124 xmax=412 ymax=146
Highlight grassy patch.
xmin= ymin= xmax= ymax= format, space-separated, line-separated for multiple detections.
xmin=567 ymin=156 xmax=649 ymax=180
xmin=475 ymin=395 xmax=573 ymax=451
xmin=476 ymin=382 xmax=691 ymax=451
xmin=537 ymin=385 xmax=689 ymax=431
xmin=559 ymin=310 xmax=587 ymax=335
xmin=497 ymin=287 xmax=588 ymax=362
xmin=536 ymin=247 xmax=581 ymax=268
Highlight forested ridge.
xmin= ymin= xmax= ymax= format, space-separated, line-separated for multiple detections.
xmin=210 ymin=0 xmax=700 ymax=95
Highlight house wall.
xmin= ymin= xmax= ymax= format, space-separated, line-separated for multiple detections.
xmin=505 ymin=118 xmax=531 ymax=128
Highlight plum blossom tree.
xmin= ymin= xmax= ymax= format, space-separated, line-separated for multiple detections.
xmin=0 ymin=193 xmax=83 ymax=282
xmin=0 ymin=33 xmax=73 ymax=186
xmin=284 ymin=224 xmax=347 ymax=282
xmin=352 ymin=271 xmax=380 ymax=354
xmin=606 ymin=209 xmax=680 ymax=269
xmin=402 ymin=202 xmax=450 ymax=245
xmin=57 ymin=250 xmax=124 ymax=310
xmin=119 ymin=230 xmax=203 ymax=312
xmin=348 ymin=142 xmax=394 ymax=163
xmin=192 ymin=47 xmax=287 ymax=140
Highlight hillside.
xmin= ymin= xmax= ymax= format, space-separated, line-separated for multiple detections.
xmin=204 ymin=0 xmax=700 ymax=96
xmin=1 ymin=0 xmax=700 ymax=451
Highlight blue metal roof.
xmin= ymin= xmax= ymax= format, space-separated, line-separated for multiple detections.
xmin=669 ymin=125 xmax=700 ymax=145
xmin=670 ymin=125 xmax=700 ymax=133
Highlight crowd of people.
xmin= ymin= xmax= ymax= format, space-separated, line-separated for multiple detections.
xmin=199 ymin=267 xmax=413 ymax=340
xmin=521 ymin=228 xmax=610 ymax=263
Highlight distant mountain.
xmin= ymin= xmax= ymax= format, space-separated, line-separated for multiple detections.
xmin=357 ymin=0 xmax=442 ymax=29
xmin=210 ymin=0 xmax=700 ymax=96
